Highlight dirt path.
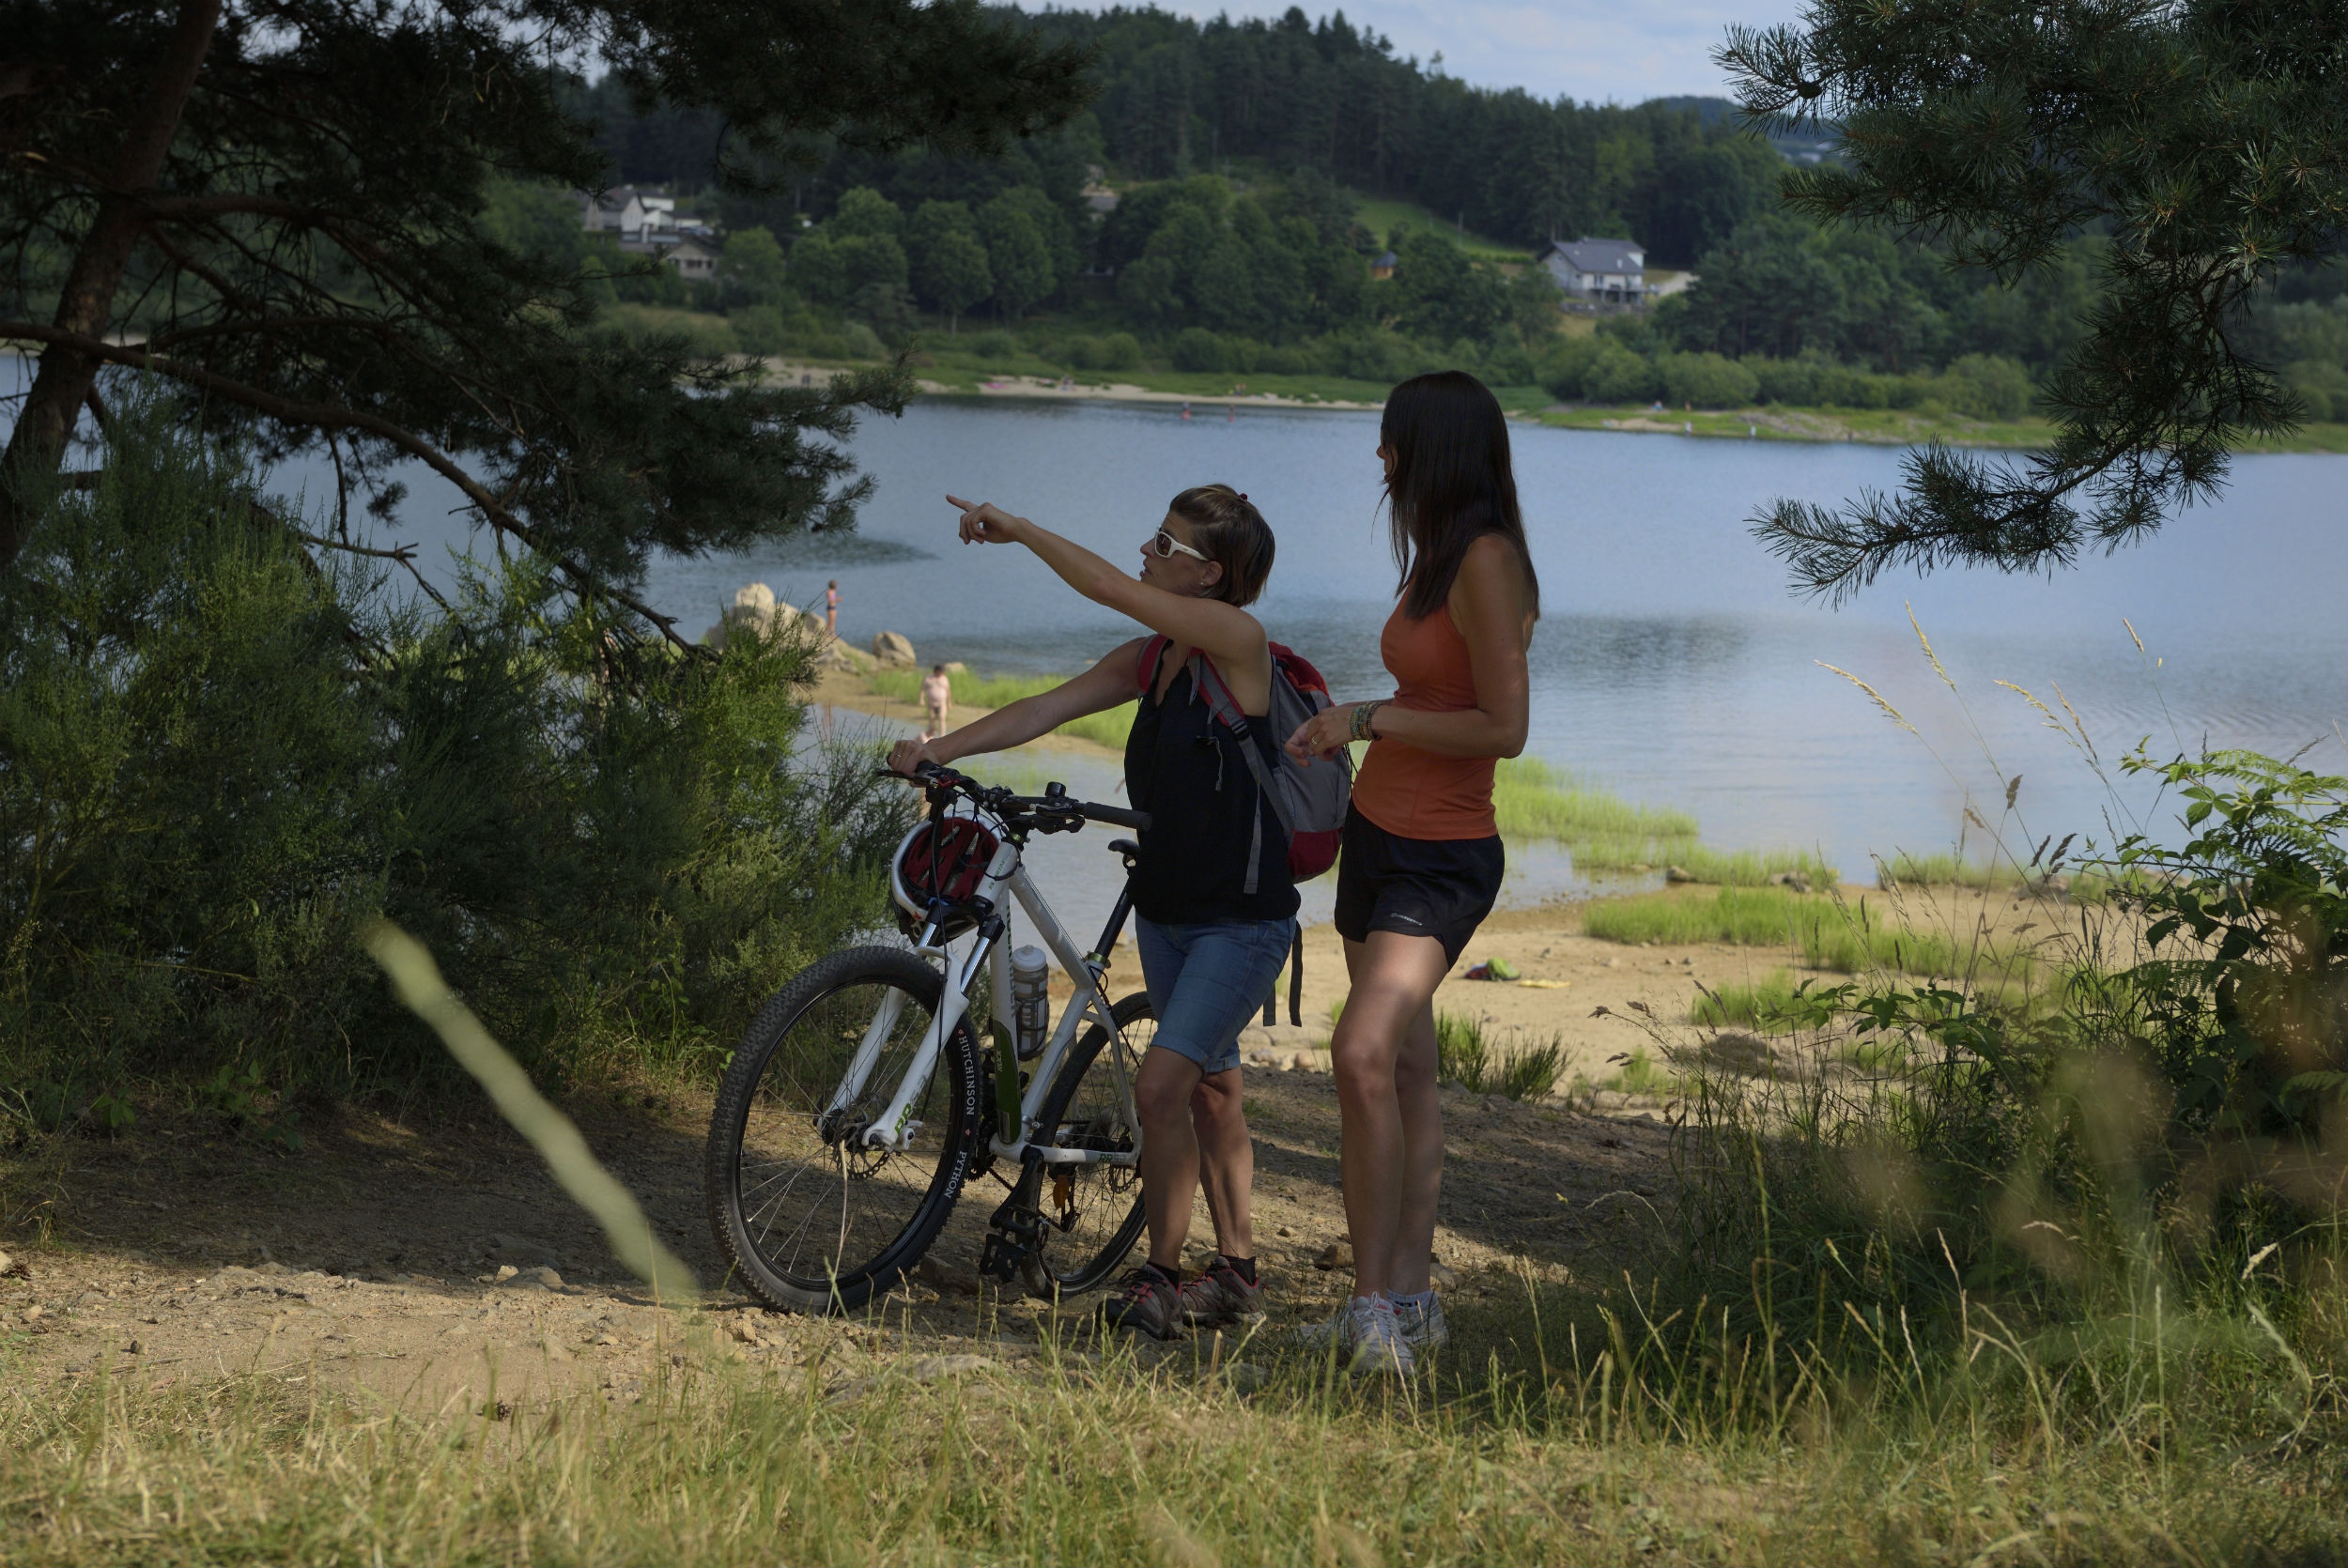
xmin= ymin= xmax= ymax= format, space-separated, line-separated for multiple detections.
xmin=4 ymin=872 xmax=2073 ymax=1417
xmin=2 ymin=1055 xmax=1674 ymax=1415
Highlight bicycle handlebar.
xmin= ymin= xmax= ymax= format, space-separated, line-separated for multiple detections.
xmin=888 ymin=762 xmax=1151 ymax=835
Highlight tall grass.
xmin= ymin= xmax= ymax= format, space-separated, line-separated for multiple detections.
xmin=1581 ymin=886 xmax=2016 ymax=977
xmin=6 ymin=1250 xmax=2337 ymax=1566
xmin=868 ymin=667 xmax=1136 ymax=750
xmin=1433 ymin=1011 xmax=1564 ymax=1099
xmin=1687 ymin=968 xmax=1811 ymax=1032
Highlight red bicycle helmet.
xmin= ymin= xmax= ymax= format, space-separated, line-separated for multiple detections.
xmin=889 ymin=816 xmax=1002 ymax=937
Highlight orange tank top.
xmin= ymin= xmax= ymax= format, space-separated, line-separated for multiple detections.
xmin=1350 ymin=598 xmax=1497 ymax=840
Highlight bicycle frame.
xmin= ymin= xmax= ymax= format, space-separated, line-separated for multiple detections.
xmin=834 ymin=815 xmax=1144 ymax=1168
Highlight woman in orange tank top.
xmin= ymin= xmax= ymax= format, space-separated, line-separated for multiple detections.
xmin=1284 ymin=371 xmax=1539 ymax=1373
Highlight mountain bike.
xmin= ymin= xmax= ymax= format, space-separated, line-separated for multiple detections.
xmin=706 ymin=763 xmax=1158 ymax=1313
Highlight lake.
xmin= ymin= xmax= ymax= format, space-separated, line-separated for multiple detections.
xmin=15 ymin=358 xmax=2345 ymax=913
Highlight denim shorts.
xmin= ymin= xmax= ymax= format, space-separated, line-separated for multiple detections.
xmin=1133 ymin=915 xmax=1298 ymax=1075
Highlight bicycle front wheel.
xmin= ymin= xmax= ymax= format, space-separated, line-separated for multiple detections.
xmin=706 ymin=945 xmax=982 ymax=1314
xmin=1022 ymin=992 xmax=1154 ymax=1299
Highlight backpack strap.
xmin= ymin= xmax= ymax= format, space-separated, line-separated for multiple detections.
xmin=1185 ymin=651 xmax=1299 ymax=897
xmin=1135 ymin=634 xmax=1173 ymax=699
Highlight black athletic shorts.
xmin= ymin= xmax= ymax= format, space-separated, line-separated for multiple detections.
xmin=1332 ymin=805 xmax=1505 ymax=966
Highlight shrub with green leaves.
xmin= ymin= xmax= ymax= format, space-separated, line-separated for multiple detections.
xmin=0 ymin=411 xmax=907 ymax=1113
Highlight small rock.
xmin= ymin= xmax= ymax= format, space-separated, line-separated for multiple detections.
xmin=728 ymin=1318 xmax=764 ymax=1345
xmin=1602 ymin=957 xmax=1621 ymax=968
xmin=1429 ymin=1257 xmax=1459 ymax=1290
xmin=871 ymin=630 xmax=917 ymax=667
xmin=0 ymin=1251 xmax=10 ymax=1277
xmin=907 ymin=1353 xmax=997 ymax=1382
xmin=123 ymin=1337 xmax=143 ymax=1355
xmin=1766 ymin=870 xmax=1813 ymax=893
xmin=1220 ymin=1360 xmax=1267 ymax=1393
xmin=486 ymin=1234 xmax=560 ymax=1268
xmin=1275 ymin=1226 xmax=1293 ymax=1238
xmin=21 ymin=1304 xmax=43 ymax=1324
xmin=492 ymin=1264 xmax=518 ymax=1284
xmin=1663 ymin=865 xmax=1695 ymax=883
xmin=1315 ymin=1239 xmax=1353 ymax=1270
xmin=914 ymin=1256 xmax=982 ymax=1296
xmin=501 ymin=1266 xmax=561 ymax=1290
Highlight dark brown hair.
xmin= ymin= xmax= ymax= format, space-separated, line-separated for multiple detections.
xmin=1167 ymin=484 xmax=1275 ymax=608
xmin=1381 ymin=371 xmax=1539 ymax=621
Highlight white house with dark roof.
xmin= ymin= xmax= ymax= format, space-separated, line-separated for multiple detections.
xmin=581 ymin=186 xmax=677 ymax=243
xmin=1537 ymin=238 xmax=1647 ymax=305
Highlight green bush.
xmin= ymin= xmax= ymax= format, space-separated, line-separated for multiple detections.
xmin=2285 ymin=357 xmax=2348 ymax=421
xmin=965 ymin=328 xmax=1018 ymax=360
xmin=1170 ymin=327 xmax=1228 ymax=372
xmin=1582 ymin=342 xmax=1660 ymax=403
xmin=1661 ymin=350 xmax=1759 ymax=408
xmin=728 ymin=304 xmax=791 ymax=357
xmin=0 ymin=410 xmax=907 ymax=1112
xmin=1097 ymin=331 xmax=1144 ymax=371
xmin=1938 ymin=352 xmax=2034 ymax=419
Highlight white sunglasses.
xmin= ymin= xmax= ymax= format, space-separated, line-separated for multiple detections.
xmin=1149 ymin=529 xmax=1210 ymax=562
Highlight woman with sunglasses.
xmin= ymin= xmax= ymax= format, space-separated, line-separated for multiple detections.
xmin=1285 ymin=371 xmax=1539 ymax=1375
xmin=888 ymin=484 xmax=1292 ymax=1338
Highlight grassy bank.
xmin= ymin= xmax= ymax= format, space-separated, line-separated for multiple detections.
xmin=1583 ymin=884 xmax=2024 ymax=979
xmin=1537 ymin=402 xmax=2348 ymax=453
xmin=1492 ymin=759 xmax=1833 ymax=884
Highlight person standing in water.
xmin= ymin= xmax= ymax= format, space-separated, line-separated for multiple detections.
xmin=888 ymin=485 xmax=1292 ymax=1339
xmin=825 ymin=579 xmax=842 ymax=637
xmin=1286 ymin=371 xmax=1538 ymax=1375
xmin=919 ymin=663 xmax=952 ymax=740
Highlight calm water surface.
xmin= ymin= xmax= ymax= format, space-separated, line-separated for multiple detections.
xmin=658 ymin=399 xmax=2348 ymax=901
xmin=15 ymin=356 xmax=2338 ymax=909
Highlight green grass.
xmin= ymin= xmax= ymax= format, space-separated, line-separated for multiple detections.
xmin=1582 ymin=885 xmax=2006 ymax=978
xmin=1352 ymin=195 xmax=1534 ymax=262
xmin=1876 ymin=850 xmax=2023 ymax=889
xmin=1494 ymin=759 xmax=1835 ymax=884
xmin=1433 ymin=1011 xmax=1564 ymax=1100
xmin=869 ymin=667 xmax=1135 ymax=751
xmin=1688 ymin=968 xmax=1813 ymax=1033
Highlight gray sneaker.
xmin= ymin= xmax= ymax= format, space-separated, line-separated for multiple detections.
xmin=1180 ymin=1260 xmax=1266 ymax=1326
xmin=1100 ymin=1267 xmax=1184 ymax=1340
xmin=1394 ymin=1291 xmax=1447 ymax=1352
xmin=1345 ymin=1295 xmax=1415 ymax=1376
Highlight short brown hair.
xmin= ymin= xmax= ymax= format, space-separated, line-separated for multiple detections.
xmin=1167 ymin=484 xmax=1275 ymax=607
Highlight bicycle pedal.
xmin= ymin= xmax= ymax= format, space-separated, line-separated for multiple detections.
xmin=976 ymin=1231 xmax=1026 ymax=1284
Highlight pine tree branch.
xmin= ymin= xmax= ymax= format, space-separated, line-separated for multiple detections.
xmin=0 ymin=320 xmax=693 ymax=650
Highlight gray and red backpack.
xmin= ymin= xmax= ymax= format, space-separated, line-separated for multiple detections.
xmin=1135 ymin=635 xmax=1354 ymax=1024
xmin=1135 ymin=634 xmax=1352 ymax=886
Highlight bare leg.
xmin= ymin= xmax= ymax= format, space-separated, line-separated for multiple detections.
xmin=1134 ymin=1046 xmax=1205 ymax=1271
xmin=1189 ymin=1068 xmax=1253 ymax=1259
xmin=1330 ymin=931 xmax=1452 ymax=1299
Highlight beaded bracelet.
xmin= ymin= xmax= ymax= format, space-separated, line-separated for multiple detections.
xmin=1350 ymin=699 xmax=1386 ymax=743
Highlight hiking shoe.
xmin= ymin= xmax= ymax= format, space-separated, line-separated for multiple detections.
xmin=1180 ymin=1260 xmax=1266 ymax=1326
xmin=1345 ymin=1295 xmax=1414 ymax=1376
xmin=1394 ymin=1291 xmax=1447 ymax=1352
xmin=1099 ymin=1267 xmax=1184 ymax=1340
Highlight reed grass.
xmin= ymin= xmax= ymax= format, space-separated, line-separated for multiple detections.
xmin=868 ymin=667 xmax=1135 ymax=750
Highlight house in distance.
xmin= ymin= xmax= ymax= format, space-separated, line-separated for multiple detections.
xmin=1537 ymin=238 xmax=1648 ymax=308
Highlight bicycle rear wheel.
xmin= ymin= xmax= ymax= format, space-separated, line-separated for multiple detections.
xmin=707 ymin=945 xmax=982 ymax=1314
xmin=1021 ymin=992 xmax=1153 ymax=1299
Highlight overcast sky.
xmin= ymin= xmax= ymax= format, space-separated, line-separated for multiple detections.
xmin=1021 ymin=2 xmax=1811 ymax=105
